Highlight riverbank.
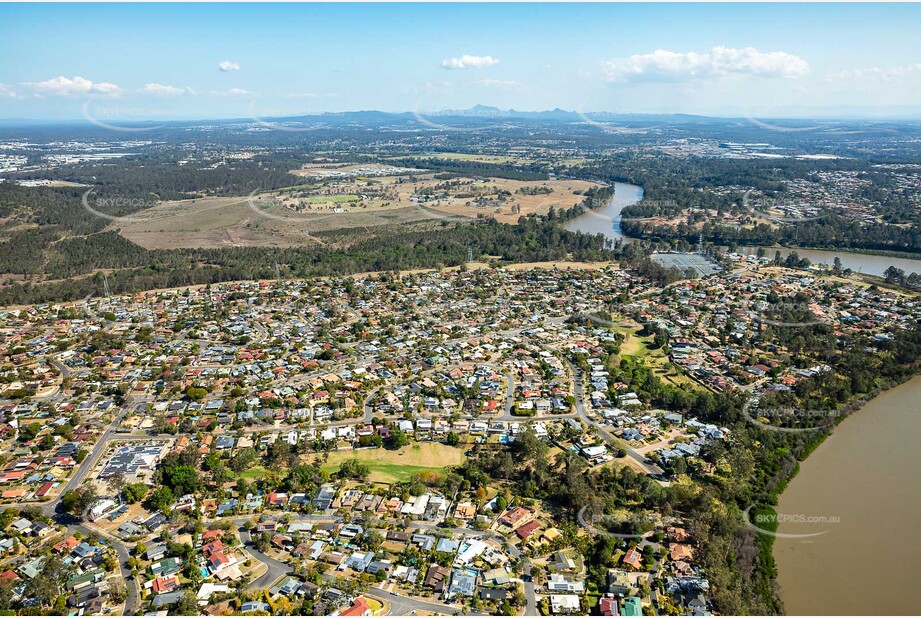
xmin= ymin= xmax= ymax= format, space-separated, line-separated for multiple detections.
xmin=561 ymin=180 xmax=921 ymax=279
xmin=768 ymin=244 xmax=921 ymax=262
xmin=737 ymin=245 xmax=921 ymax=278
xmin=772 ymin=372 xmax=921 ymax=614
xmin=741 ymin=372 xmax=921 ymax=615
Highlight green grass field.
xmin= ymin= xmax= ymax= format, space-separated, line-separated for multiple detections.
xmin=306 ymin=195 xmax=360 ymax=203
xmin=321 ymin=443 xmax=465 ymax=484
xmin=233 ymin=465 xmax=267 ymax=480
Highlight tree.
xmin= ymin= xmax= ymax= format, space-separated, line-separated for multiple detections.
xmin=0 ymin=510 xmax=17 ymax=530
xmin=389 ymin=429 xmax=409 ymax=448
xmin=885 ymin=265 xmax=906 ymax=285
xmin=122 ymin=482 xmax=149 ymax=503
xmin=229 ymin=447 xmax=258 ymax=473
xmin=145 ymin=486 xmax=175 ymax=512
xmin=446 ymin=431 xmax=460 ymax=446
xmin=267 ymin=440 xmax=295 ymax=467
xmin=0 ymin=579 xmax=17 ymax=612
xmin=173 ymin=591 xmax=199 ymax=616
xmin=108 ymin=577 xmax=128 ymax=604
xmin=513 ymin=427 xmax=546 ymax=461
xmin=236 ymin=478 xmax=251 ymax=498
xmin=106 ymin=472 xmax=127 ymax=496
xmin=357 ymin=433 xmax=383 ymax=448
xmin=275 ymin=597 xmax=294 ymax=615
xmin=159 ymin=462 xmax=200 ymax=496
xmin=26 ymin=554 xmax=67 ymax=608
xmin=210 ymin=461 xmax=229 ymax=487
xmin=670 ymin=457 xmax=687 ymax=476
xmin=185 ymin=385 xmax=207 ymax=402
xmin=60 ymin=485 xmax=98 ymax=518
xmin=338 ymin=458 xmax=370 ymax=481
xmin=17 ymin=423 xmax=41 ymax=443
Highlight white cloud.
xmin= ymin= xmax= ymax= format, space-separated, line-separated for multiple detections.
xmin=140 ymin=83 xmax=193 ymax=96
xmin=0 ymin=83 xmax=18 ymax=99
xmin=827 ymin=63 xmax=921 ymax=82
xmin=211 ymin=88 xmax=252 ymax=96
xmin=603 ymin=47 xmax=810 ymax=83
xmin=218 ymin=60 xmax=240 ymax=72
xmin=441 ymin=54 xmax=500 ymax=70
xmin=26 ymin=75 xmax=122 ymax=97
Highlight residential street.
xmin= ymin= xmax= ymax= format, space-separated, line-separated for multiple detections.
xmin=568 ymin=359 xmax=665 ymax=476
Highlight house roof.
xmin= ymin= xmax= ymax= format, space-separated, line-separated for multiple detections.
xmin=339 ymin=597 xmax=370 ymax=617
xmin=515 ymin=520 xmax=541 ymax=539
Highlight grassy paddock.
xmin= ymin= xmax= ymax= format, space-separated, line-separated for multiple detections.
xmin=322 ymin=442 xmax=466 ymax=483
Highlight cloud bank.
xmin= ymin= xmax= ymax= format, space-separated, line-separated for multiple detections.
xmin=441 ymin=54 xmax=500 ymax=70
xmin=603 ymin=47 xmax=810 ymax=83
xmin=26 ymin=75 xmax=123 ymax=97
xmin=828 ymin=63 xmax=921 ymax=82
xmin=140 ymin=83 xmax=193 ymax=96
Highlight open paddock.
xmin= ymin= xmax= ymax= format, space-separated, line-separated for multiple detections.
xmin=320 ymin=443 xmax=466 ymax=484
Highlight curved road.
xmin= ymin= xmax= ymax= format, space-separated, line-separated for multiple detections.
xmin=567 ymin=359 xmax=664 ymax=476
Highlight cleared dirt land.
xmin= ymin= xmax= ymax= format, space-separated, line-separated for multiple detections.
xmin=114 ymin=194 xmax=454 ymax=249
xmin=113 ymin=160 xmax=600 ymax=249
xmin=417 ymin=176 xmax=599 ymax=224
xmin=285 ymin=165 xmax=600 ymax=224
xmin=321 ymin=443 xmax=466 ymax=484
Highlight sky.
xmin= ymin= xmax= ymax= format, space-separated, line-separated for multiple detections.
xmin=1 ymin=3 xmax=920 ymax=121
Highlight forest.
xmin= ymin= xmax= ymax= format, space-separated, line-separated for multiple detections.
xmin=0 ymin=214 xmax=613 ymax=305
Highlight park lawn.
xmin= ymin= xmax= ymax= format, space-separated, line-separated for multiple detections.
xmin=612 ymin=325 xmax=653 ymax=359
xmin=233 ymin=465 xmax=267 ymax=480
xmin=415 ymin=152 xmax=517 ymax=164
xmin=306 ymin=195 xmax=360 ymax=203
xmin=646 ymin=352 xmax=697 ymax=387
xmin=322 ymin=443 xmax=465 ymax=484
xmin=600 ymin=320 xmax=650 ymax=358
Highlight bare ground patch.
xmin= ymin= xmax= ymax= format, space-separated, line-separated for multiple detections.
xmin=113 ymin=195 xmax=462 ymax=249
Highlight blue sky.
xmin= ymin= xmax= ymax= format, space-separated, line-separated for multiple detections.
xmin=1 ymin=3 xmax=919 ymax=120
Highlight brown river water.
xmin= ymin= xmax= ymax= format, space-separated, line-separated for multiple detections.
xmin=773 ymin=375 xmax=921 ymax=615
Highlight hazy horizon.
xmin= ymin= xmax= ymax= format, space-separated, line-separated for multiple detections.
xmin=2 ymin=103 xmax=921 ymax=127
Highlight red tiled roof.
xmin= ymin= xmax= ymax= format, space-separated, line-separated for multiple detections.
xmin=515 ymin=520 xmax=541 ymax=539
xmin=340 ymin=597 xmax=370 ymax=617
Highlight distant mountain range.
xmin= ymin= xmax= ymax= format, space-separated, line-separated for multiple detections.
xmin=1 ymin=105 xmax=919 ymax=128
xmin=265 ymin=105 xmax=726 ymax=124
xmin=250 ymin=106 xmax=769 ymax=128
